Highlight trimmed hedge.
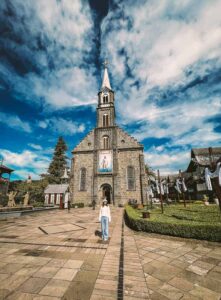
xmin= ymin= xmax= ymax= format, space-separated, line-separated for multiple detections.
xmin=125 ymin=205 xmax=221 ymax=242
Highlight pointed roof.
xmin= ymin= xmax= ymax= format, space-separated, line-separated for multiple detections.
xmin=101 ymin=60 xmax=111 ymax=90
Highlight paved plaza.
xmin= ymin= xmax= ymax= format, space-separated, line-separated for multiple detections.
xmin=0 ymin=207 xmax=220 ymax=300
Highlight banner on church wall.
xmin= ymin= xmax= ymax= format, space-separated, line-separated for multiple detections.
xmin=98 ymin=150 xmax=112 ymax=173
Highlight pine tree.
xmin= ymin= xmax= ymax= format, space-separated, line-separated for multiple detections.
xmin=47 ymin=137 xmax=68 ymax=183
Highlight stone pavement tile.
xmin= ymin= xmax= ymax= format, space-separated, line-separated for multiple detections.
xmin=180 ymin=294 xmax=200 ymax=300
xmin=97 ymin=274 xmax=118 ymax=281
xmin=28 ymin=257 xmax=51 ymax=266
xmin=39 ymin=279 xmax=70 ymax=297
xmin=6 ymin=292 xmax=34 ymax=300
xmin=168 ymin=276 xmax=194 ymax=292
xmin=180 ymin=254 xmax=198 ymax=264
xmin=18 ymin=277 xmax=50 ymax=294
xmin=15 ymin=265 xmax=41 ymax=276
xmin=63 ymin=259 xmax=83 ymax=269
xmin=186 ymin=264 xmax=209 ymax=276
xmin=33 ymin=266 xmax=60 ymax=279
xmin=157 ymin=256 xmax=173 ymax=263
xmin=53 ymin=268 xmax=78 ymax=281
xmin=46 ymin=259 xmax=66 ymax=268
xmin=206 ymin=252 xmax=221 ymax=261
xmin=93 ymin=287 xmax=117 ymax=297
xmin=193 ymin=260 xmax=215 ymax=271
xmin=0 ymin=263 xmax=24 ymax=274
xmin=90 ymin=295 xmax=116 ymax=300
xmin=200 ymin=276 xmax=221 ymax=294
xmin=124 ymin=275 xmax=146 ymax=282
xmin=202 ymin=256 xmax=219 ymax=266
xmin=150 ymin=291 xmax=169 ymax=300
xmin=0 ymin=273 xmax=9 ymax=281
xmin=144 ymin=252 xmax=161 ymax=260
xmin=124 ymin=270 xmax=144 ymax=277
xmin=74 ymin=270 xmax=98 ymax=282
xmin=62 ymin=280 xmax=94 ymax=300
xmin=94 ymin=282 xmax=117 ymax=291
xmin=170 ymin=258 xmax=190 ymax=269
xmin=33 ymin=296 xmax=60 ymax=300
xmin=96 ymin=278 xmax=118 ymax=286
xmin=213 ymin=265 xmax=221 ymax=273
xmin=207 ymin=269 xmax=221 ymax=282
xmin=0 ymin=274 xmax=29 ymax=291
xmin=143 ymin=263 xmax=156 ymax=275
xmin=0 ymin=289 xmax=10 ymax=300
xmin=145 ymin=275 xmax=164 ymax=291
xmin=124 ymin=290 xmax=150 ymax=299
xmin=189 ymin=285 xmax=221 ymax=300
xmin=177 ymin=270 xmax=202 ymax=285
xmin=158 ymin=283 xmax=183 ymax=300
xmin=151 ymin=264 xmax=182 ymax=281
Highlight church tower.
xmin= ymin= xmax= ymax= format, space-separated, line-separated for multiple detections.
xmin=70 ymin=62 xmax=147 ymax=206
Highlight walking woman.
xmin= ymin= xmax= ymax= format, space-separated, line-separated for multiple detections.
xmin=99 ymin=198 xmax=111 ymax=241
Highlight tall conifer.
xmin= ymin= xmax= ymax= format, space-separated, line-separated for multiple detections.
xmin=48 ymin=137 xmax=68 ymax=183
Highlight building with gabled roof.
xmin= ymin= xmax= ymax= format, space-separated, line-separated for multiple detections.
xmin=185 ymin=147 xmax=221 ymax=200
xmin=0 ymin=163 xmax=14 ymax=196
xmin=44 ymin=184 xmax=69 ymax=208
xmin=70 ymin=64 xmax=148 ymax=206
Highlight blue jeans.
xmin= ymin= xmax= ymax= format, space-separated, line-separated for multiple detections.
xmin=101 ymin=216 xmax=109 ymax=240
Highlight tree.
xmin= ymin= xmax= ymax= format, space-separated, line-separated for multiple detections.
xmin=145 ymin=164 xmax=156 ymax=178
xmin=47 ymin=137 xmax=68 ymax=183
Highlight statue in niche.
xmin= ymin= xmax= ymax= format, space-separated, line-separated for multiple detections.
xmin=7 ymin=191 xmax=17 ymax=207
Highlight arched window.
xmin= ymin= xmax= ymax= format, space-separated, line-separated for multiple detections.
xmin=103 ymin=136 xmax=109 ymax=149
xmin=103 ymin=95 xmax=108 ymax=103
xmin=103 ymin=114 xmax=109 ymax=127
xmin=127 ymin=166 xmax=135 ymax=190
xmin=79 ymin=168 xmax=86 ymax=191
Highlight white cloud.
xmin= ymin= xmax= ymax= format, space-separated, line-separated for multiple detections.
xmin=145 ymin=147 xmax=190 ymax=174
xmin=0 ymin=112 xmax=32 ymax=133
xmin=28 ymin=144 xmax=42 ymax=150
xmin=0 ymin=0 xmax=98 ymax=110
xmin=41 ymin=117 xmax=85 ymax=135
xmin=102 ymin=0 xmax=221 ymax=87
xmin=0 ymin=148 xmax=50 ymax=179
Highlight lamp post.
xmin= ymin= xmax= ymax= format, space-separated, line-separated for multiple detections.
xmin=157 ymin=170 xmax=164 ymax=214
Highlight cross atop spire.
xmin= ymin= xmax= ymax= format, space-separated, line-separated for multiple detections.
xmin=101 ymin=59 xmax=111 ymax=90
xmin=103 ymin=59 xmax=109 ymax=68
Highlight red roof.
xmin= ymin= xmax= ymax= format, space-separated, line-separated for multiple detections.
xmin=0 ymin=164 xmax=14 ymax=174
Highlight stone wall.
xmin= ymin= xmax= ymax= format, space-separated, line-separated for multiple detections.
xmin=70 ymin=152 xmax=94 ymax=205
xmin=117 ymin=149 xmax=144 ymax=205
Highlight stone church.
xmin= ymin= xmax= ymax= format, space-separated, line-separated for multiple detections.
xmin=70 ymin=64 xmax=147 ymax=206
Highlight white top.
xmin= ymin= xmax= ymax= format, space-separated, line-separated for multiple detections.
xmin=101 ymin=67 xmax=111 ymax=90
xmin=99 ymin=205 xmax=111 ymax=222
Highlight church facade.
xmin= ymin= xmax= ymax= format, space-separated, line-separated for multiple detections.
xmin=70 ymin=65 xmax=147 ymax=206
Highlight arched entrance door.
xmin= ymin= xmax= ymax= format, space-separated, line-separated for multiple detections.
xmin=101 ymin=184 xmax=112 ymax=204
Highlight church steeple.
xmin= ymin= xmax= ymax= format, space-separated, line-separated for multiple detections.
xmin=97 ymin=61 xmax=115 ymax=128
xmin=101 ymin=60 xmax=111 ymax=90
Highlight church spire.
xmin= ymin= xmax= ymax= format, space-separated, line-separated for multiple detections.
xmin=101 ymin=60 xmax=111 ymax=90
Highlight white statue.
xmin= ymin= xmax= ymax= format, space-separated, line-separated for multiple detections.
xmin=7 ymin=191 xmax=17 ymax=207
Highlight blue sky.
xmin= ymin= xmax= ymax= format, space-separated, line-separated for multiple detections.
xmin=0 ymin=0 xmax=221 ymax=180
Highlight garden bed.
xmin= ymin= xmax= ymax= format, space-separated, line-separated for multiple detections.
xmin=125 ymin=204 xmax=221 ymax=242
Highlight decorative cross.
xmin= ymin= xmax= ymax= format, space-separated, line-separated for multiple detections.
xmin=103 ymin=59 xmax=109 ymax=68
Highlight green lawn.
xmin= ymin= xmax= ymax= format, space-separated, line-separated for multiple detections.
xmin=125 ymin=204 xmax=221 ymax=242
xmin=132 ymin=204 xmax=221 ymax=225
